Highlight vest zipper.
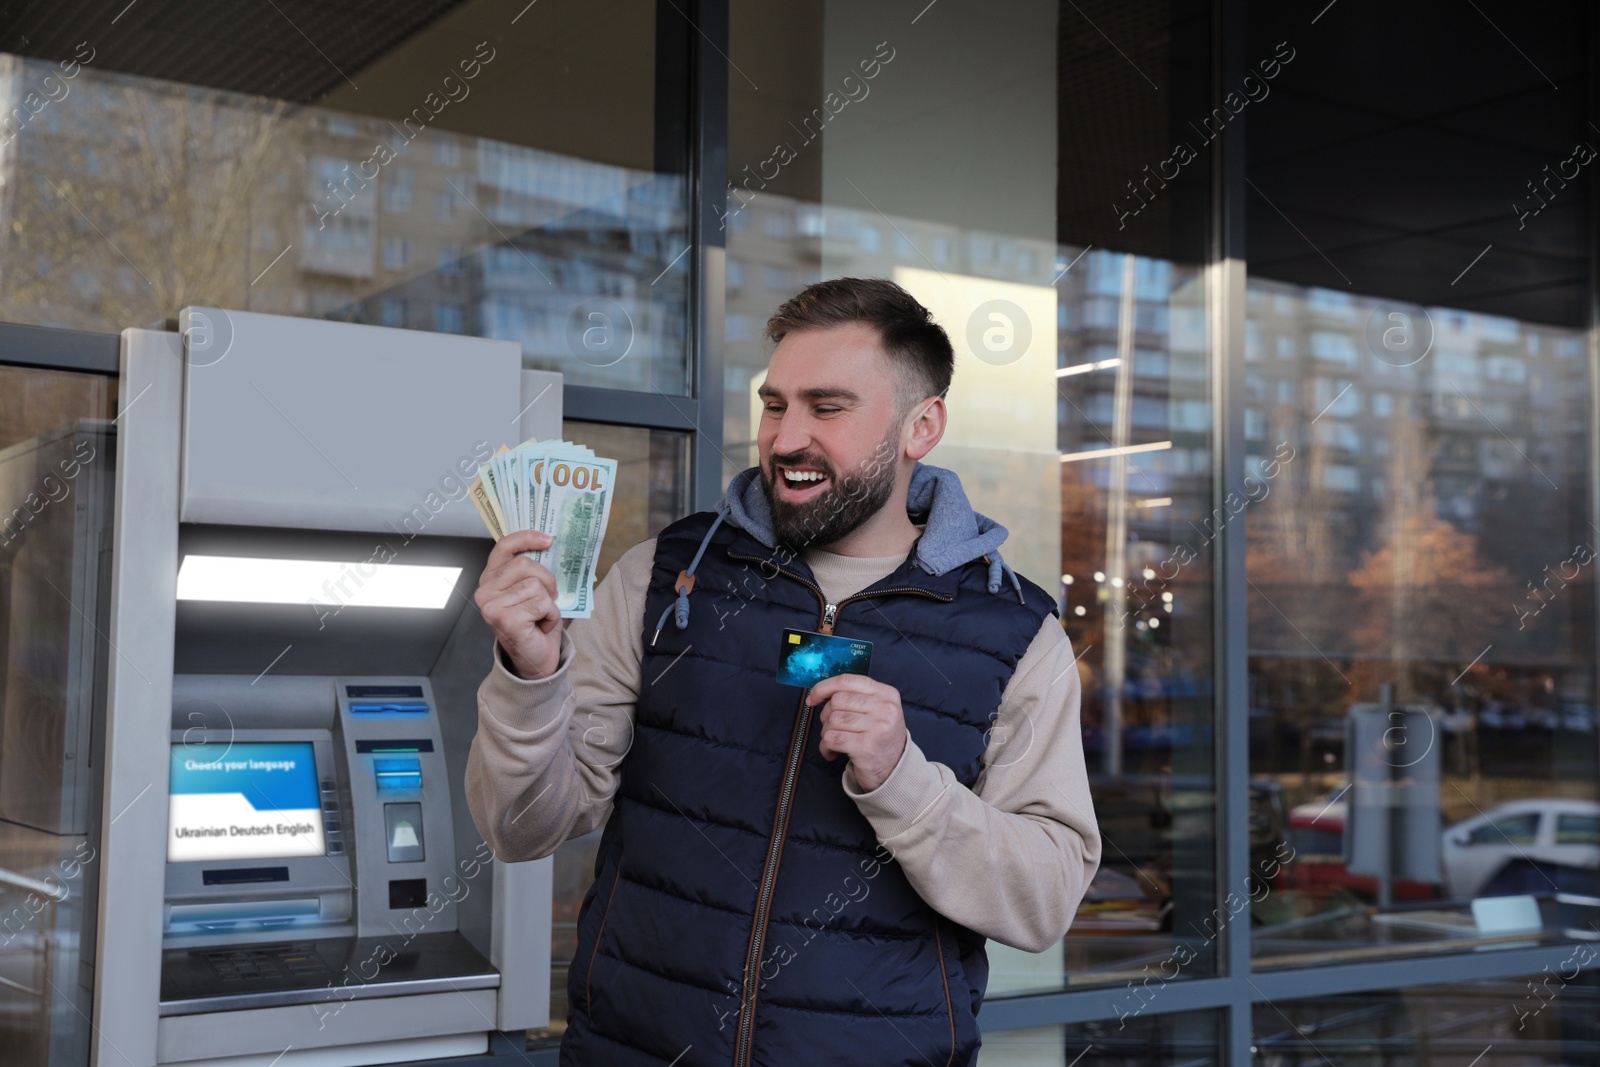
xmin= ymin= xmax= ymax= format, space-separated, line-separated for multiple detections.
xmin=724 ymin=551 xmax=953 ymax=1067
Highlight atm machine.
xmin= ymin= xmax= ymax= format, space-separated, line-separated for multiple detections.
xmin=94 ymin=309 xmax=559 ymax=1067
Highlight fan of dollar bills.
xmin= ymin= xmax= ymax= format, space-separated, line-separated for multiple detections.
xmin=469 ymin=439 xmax=617 ymax=619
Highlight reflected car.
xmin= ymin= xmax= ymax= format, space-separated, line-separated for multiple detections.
xmin=1284 ymin=799 xmax=1438 ymax=904
xmin=1441 ymin=799 xmax=1600 ymax=899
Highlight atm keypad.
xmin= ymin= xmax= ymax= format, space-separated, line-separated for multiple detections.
xmin=205 ymin=944 xmax=330 ymax=984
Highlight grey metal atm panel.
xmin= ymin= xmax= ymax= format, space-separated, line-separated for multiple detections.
xmin=176 ymin=306 xmax=524 ymax=538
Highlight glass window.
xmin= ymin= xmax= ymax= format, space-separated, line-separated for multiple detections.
xmin=1254 ymin=975 xmax=1600 ymax=1066
xmin=537 ymin=421 xmax=689 ymax=1040
xmin=1462 ymin=813 xmax=1541 ymax=847
xmin=0 ymin=363 xmax=117 ymax=1067
xmin=1556 ymin=814 xmax=1600 ymax=846
xmin=435 ymin=302 xmax=464 ymax=334
xmin=383 ymin=238 xmax=410 ymax=271
xmin=0 ymin=1 xmax=692 ymax=393
xmin=1289 ymin=823 xmax=1343 ymax=859
xmin=984 ymin=1011 xmax=1219 ymax=1067
xmin=729 ymin=0 xmax=1218 ymax=997
xmin=383 ymin=173 xmax=414 ymax=213
xmin=1247 ymin=0 xmax=1597 ymax=968
xmin=1310 ymin=331 xmax=1358 ymax=364
xmin=1247 ymin=321 xmax=1264 ymax=361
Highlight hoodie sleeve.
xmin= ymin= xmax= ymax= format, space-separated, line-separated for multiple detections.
xmin=841 ymin=618 xmax=1102 ymax=953
xmin=464 ymin=538 xmax=655 ymax=861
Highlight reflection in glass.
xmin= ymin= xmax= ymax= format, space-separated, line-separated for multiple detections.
xmin=1245 ymin=0 xmax=1597 ymax=966
xmin=539 ymin=421 xmax=689 ymax=1041
xmin=0 ymin=369 xmax=116 ymax=1067
xmin=728 ymin=0 xmax=1219 ymax=997
xmin=0 ymin=0 xmax=690 ymax=393
xmin=1248 ymin=284 xmax=1597 ymax=963
xmin=1253 ymin=974 xmax=1600 ymax=1067
xmin=984 ymin=1010 xmax=1219 ymax=1067
xmin=1054 ymin=251 xmax=1219 ymax=991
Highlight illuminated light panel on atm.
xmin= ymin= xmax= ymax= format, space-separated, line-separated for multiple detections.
xmin=176 ymin=555 xmax=461 ymax=608
xmin=349 ymin=701 xmax=430 ymax=715
xmin=167 ymin=898 xmax=323 ymax=935
xmin=374 ymin=757 xmax=423 ymax=791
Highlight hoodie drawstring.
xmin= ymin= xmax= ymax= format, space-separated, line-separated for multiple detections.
xmin=653 ymin=491 xmax=1024 ymax=648
xmin=651 ymin=505 xmax=727 ymax=646
xmin=1001 ymin=557 xmax=1024 ymax=604
xmin=986 ymin=553 xmax=1025 ymax=604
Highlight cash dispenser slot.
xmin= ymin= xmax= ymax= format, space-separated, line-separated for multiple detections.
xmin=349 ymin=683 xmax=431 ymax=717
xmin=355 ymin=739 xmax=434 ymax=753
xmin=202 ymin=866 xmax=289 ymax=885
xmin=346 ymin=685 xmax=424 ymax=698
xmin=167 ymin=898 xmax=324 ymax=934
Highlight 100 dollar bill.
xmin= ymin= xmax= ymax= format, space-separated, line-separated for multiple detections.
xmin=534 ymin=455 xmax=617 ymax=617
xmin=467 ymin=439 xmax=615 ymax=619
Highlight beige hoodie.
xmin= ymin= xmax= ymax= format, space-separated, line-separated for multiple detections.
xmin=464 ymin=538 xmax=1101 ymax=953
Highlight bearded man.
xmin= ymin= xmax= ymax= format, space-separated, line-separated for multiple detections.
xmin=466 ymin=276 xmax=1100 ymax=1067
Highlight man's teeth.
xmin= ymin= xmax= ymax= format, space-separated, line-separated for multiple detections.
xmin=784 ymin=470 xmax=826 ymax=483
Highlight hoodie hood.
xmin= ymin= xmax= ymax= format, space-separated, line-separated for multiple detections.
xmin=722 ymin=461 xmax=1022 ymax=594
xmin=652 ymin=462 xmax=1023 ymax=644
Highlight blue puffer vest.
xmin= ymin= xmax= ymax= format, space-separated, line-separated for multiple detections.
xmin=560 ymin=511 xmax=1056 ymax=1067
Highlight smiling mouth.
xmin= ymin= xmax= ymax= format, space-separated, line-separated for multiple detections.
xmin=778 ymin=466 xmax=831 ymax=494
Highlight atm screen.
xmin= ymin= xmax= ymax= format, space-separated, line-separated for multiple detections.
xmin=167 ymin=742 xmax=326 ymax=862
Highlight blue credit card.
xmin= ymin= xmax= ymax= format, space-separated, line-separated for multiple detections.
xmin=776 ymin=628 xmax=873 ymax=688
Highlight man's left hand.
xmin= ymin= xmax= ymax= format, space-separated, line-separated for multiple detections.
xmin=809 ymin=674 xmax=907 ymax=792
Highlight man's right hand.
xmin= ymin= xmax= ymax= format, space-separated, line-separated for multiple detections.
xmin=475 ymin=530 xmax=562 ymax=680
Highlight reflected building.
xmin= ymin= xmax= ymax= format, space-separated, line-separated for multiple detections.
xmin=0 ymin=59 xmax=691 ymax=395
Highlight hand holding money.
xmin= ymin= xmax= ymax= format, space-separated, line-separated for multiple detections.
xmin=475 ymin=530 xmax=562 ymax=679
xmin=468 ymin=438 xmax=617 ymax=620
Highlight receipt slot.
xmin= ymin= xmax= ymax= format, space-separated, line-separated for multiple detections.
xmin=94 ymin=310 xmax=560 ymax=1067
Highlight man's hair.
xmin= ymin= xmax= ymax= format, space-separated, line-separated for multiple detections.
xmin=764 ymin=277 xmax=954 ymax=414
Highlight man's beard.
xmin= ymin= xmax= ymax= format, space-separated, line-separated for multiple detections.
xmin=760 ymin=435 xmax=899 ymax=550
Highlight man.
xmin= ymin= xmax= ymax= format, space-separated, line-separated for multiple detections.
xmin=466 ymin=277 xmax=1100 ymax=1067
